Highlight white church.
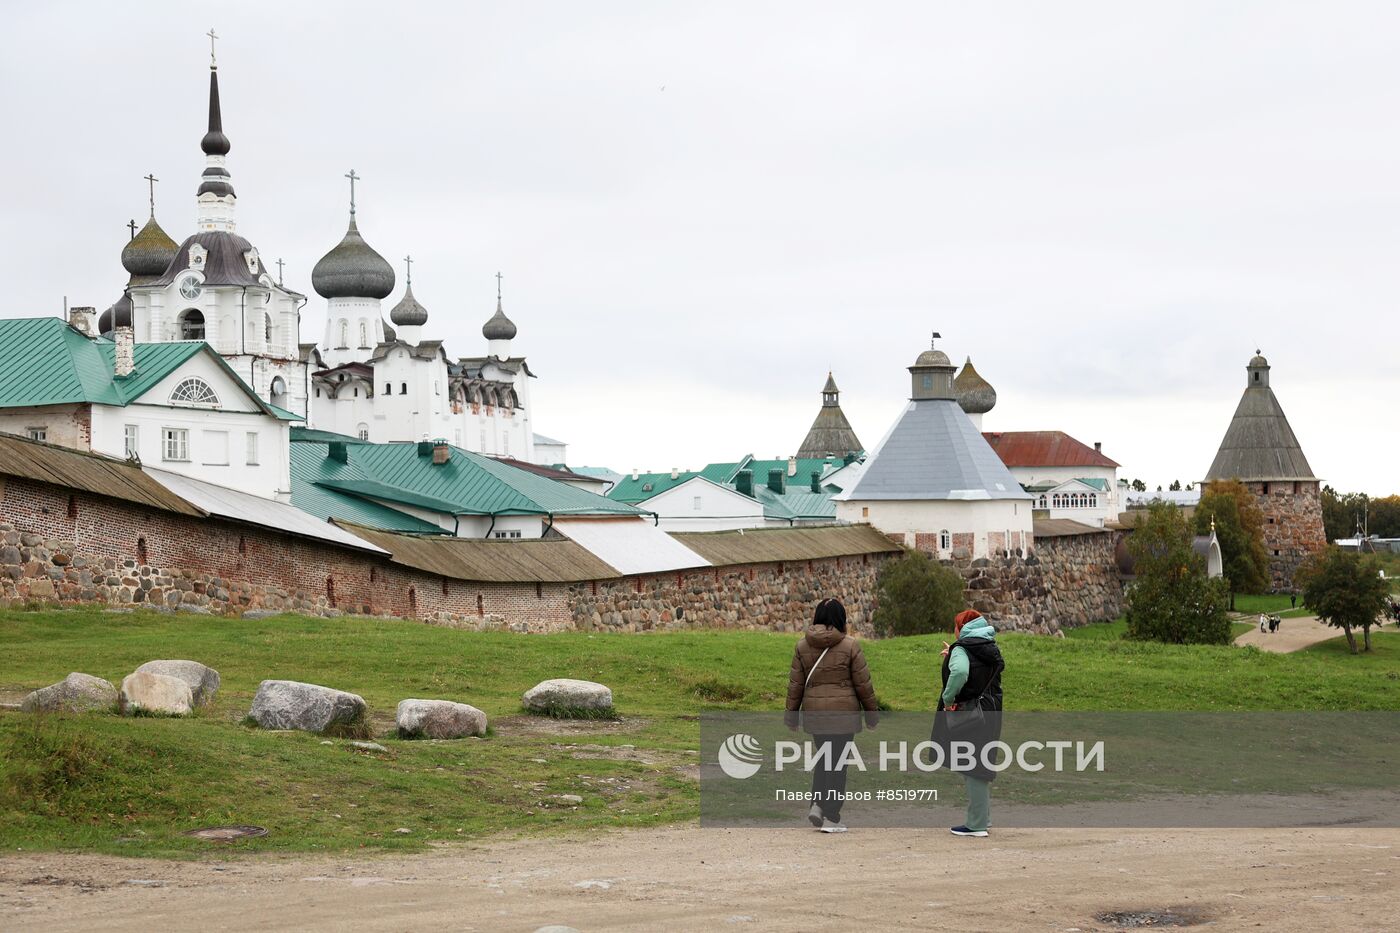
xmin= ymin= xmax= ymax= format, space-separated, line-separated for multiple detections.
xmin=98 ymin=43 xmax=546 ymax=464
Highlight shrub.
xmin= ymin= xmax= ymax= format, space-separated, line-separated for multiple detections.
xmin=871 ymin=550 xmax=964 ymax=638
xmin=1126 ymin=503 xmax=1232 ymax=644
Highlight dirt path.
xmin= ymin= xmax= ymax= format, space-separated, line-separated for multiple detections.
xmin=1234 ymin=614 xmax=1342 ymax=653
xmin=2 ymin=824 xmax=1396 ymax=932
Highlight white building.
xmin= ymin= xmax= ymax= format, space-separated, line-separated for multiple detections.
xmin=0 ymin=316 xmax=294 ymax=501
xmin=94 ymin=46 xmax=558 ymax=466
xmin=116 ymin=60 xmax=310 ymax=420
xmin=836 ymin=338 xmax=1033 ymax=559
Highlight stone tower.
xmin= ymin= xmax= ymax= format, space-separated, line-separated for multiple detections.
xmin=1203 ymin=351 xmax=1326 ymax=589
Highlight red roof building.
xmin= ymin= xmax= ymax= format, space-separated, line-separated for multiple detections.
xmin=982 ymin=431 xmax=1120 ymax=469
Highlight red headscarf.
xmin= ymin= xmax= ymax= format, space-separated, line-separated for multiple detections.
xmin=953 ymin=609 xmax=982 ymax=637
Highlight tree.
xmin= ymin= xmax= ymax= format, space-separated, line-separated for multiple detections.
xmin=1321 ymin=486 xmax=1367 ymax=543
xmin=871 ymin=550 xmax=965 ymax=637
xmin=1195 ymin=480 xmax=1269 ymax=595
xmin=1125 ymin=503 xmax=1232 ymax=645
xmin=1295 ymin=547 xmax=1391 ymax=653
xmin=1169 ymin=480 xmax=1182 ymax=491
xmin=1131 ymin=479 xmax=1147 ymax=492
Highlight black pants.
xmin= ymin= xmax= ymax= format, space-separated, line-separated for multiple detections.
xmin=809 ymin=733 xmax=855 ymax=820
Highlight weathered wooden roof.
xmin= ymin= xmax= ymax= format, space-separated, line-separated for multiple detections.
xmin=672 ymin=523 xmax=901 ymax=565
xmin=334 ymin=521 xmax=622 ymax=582
xmin=1205 ymin=384 xmax=1317 ymax=481
xmin=1032 ymin=518 xmax=1110 ymax=538
xmin=0 ymin=432 xmax=202 ymax=516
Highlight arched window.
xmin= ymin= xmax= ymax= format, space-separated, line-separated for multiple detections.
xmin=178 ymin=309 xmax=205 ymax=340
xmin=339 ymin=320 xmax=349 ymax=348
xmin=263 ymin=313 xmax=273 ymax=346
xmin=269 ymin=375 xmax=287 ymax=407
xmin=356 ymin=423 xmax=369 ymax=441
xmin=1038 ymin=495 xmax=1047 ymax=508
xmin=170 ymin=377 xmax=220 ymax=407
xmin=384 ymin=382 xmax=392 ymax=395
xmin=1089 ymin=494 xmax=1098 ymax=508
xmin=358 ymin=320 xmax=368 ymax=348
xmin=939 ymin=529 xmax=951 ymax=551
xmin=400 ymin=382 xmax=407 ymax=394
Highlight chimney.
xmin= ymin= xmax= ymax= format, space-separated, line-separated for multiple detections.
xmin=768 ymin=468 xmax=786 ymax=494
xmin=787 ymin=456 xmax=797 ymax=477
xmin=810 ymin=471 xmax=822 ymax=494
xmin=432 ymin=439 xmax=450 ymax=465
xmin=69 ymin=306 xmax=97 ymax=337
xmin=735 ymin=469 xmax=754 ymax=497
xmin=114 ymin=326 xmax=135 ymax=377
xmin=1094 ymin=441 xmax=1102 ymax=452
xmin=328 ymin=441 xmax=349 ymax=463
xmin=631 ymin=468 xmax=639 ymax=481
xmin=417 ymin=439 xmax=434 ymax=457
xmin=670 ymin=467 xmax=679 ymax=480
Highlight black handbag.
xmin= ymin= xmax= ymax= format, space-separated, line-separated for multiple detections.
xmin=944 ymin=659 xmax=1003 ymax=736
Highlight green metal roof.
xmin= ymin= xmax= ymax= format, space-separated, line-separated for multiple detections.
xmin=291 ymin=426 xmax=370 ymax=444
xmin=292 ymin=439 xmax=645 ymax=521
xmin=606 ymin=469 xmax=702 ymax=504
xmin=289 ymin=444 xmax=444 ymax=533
xmin=0 ymin=317 xmax=296 ymax=420
xmin=1076 ymin=477 xmax=1110 ymax=491
xmin=753 ymin=485 xmax=837 ymax=522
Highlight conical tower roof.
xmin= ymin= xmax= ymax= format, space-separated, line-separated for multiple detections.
xmin=1205 ymin=352 xmax=1317 ymax=481
xmin=796 ymin=372 xmax=864 ymax=458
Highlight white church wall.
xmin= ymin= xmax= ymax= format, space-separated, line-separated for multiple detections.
xmin=837 ymin=498 xmax=1032 ymax=559
xmin=639 ymin=477 xmax=768 ymax=532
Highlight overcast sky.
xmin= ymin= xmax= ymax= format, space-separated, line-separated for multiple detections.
xmin=4 ymin=2 xmax=1396 ymax=493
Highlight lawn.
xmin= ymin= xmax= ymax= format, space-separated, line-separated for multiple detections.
xmin=2 ymin=608 xmax=1398 ymax=857
xmin=1065 ymin=618 xmax=1256 ymax=642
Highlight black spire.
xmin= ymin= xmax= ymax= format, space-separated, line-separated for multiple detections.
xmin=201 ymin=67 xmax=230 ymax=156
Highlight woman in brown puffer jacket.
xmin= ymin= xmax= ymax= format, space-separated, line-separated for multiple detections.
xmin=784 ymin=597 xmax=879 ymax=832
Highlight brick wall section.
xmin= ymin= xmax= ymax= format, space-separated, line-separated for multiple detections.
xmin=0 ymin=475 xmax=891 ymax=634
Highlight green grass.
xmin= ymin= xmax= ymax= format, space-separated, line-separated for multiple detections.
xmin=1064 ymin=618 xmax=1255 ymax=641
xmin=2 ymin=608 xmax=1398 ymax=857
xmin=1230 ymin=592 xmax=1311 ymax=617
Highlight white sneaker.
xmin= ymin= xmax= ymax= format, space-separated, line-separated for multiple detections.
xmin=819 ymin=818 xmax=847 ymax=833
xmin=807 ymin=803 xmax=823 ymax=828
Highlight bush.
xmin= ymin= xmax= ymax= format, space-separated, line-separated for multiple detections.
xmin=1126 ymin=503 xmax=1232 ymax=644
xmin=871 ymin=550 xmax=964 ymax=637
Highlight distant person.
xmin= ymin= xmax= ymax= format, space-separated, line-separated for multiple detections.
xmin=785 ymin=597 xmax=878 ymax=833
xmin=934 ymin=609 xmax=1004 ymax=838
xmin=1290 ymin=592 xmax=1298 ymax=610
xmin=1260 ymin=613 xmax=1268 ymax=633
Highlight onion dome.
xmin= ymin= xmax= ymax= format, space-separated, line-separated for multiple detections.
xmin=99 ymin=293 xmax=133 ymax=335
xmin=311 ymin=217 xmax=396 ymax=299
xmin=954 ymin=356 xmax=997 ymax=415
xmin=482 ymin=295 xmax=517 ymax=340
xmin=389 ymin=283 xmax=428 ymax=326
xmin=121 ymin=217 xmax=178 ymax=277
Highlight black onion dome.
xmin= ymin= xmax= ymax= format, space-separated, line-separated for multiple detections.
xmin=389 ymin=284 xmax=428 ymax=326
xmin=954 ymin=356 xmax=997 ymax=415
xmin=482 ymin=297 xmax=517 ymax=340
xmin=201 ymin=69 xmax=231 ymax=156
xmin=121 ymin=217 xmax=179 ymax=277
xmin=100 ymin=293 xmax=133 ymax=335
xmin=311 ymin=217 xmax=396 ymax=299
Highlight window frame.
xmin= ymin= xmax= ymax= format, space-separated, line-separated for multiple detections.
xmin=123 ymin=423 xmax=139 ymax=458
xmin=162 ymin=427 xmax=190 ymax=462
xmin=245 ymin=431 xmax=259 ymax=465
xmin=169 ymin=377 xmax=221 ymax=408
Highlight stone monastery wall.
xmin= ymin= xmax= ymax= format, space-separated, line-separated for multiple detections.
xmin=0 ymin=475 xmax=890 ymax=634
xmin=1 ymin=475 xmax=1119 ymax=636
xmin=908 ymin=529 xmax=1124 ymax=634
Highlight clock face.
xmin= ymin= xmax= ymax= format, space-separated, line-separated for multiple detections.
xmin=179 ymin=277 xmax=202 ymax=301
